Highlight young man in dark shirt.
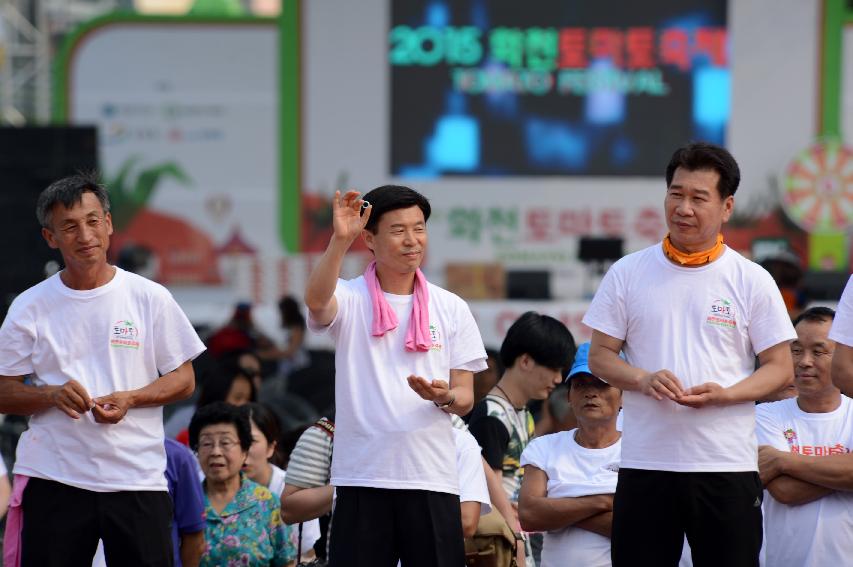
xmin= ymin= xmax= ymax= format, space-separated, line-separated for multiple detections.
xmin=469 ymin=311 xmax=576 ymax=504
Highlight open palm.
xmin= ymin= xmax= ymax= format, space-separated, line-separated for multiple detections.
xmin=333 ymin=190 xmax=372 ymax=243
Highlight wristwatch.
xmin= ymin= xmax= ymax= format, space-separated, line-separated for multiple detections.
xmin=433 ymin=394 xmax=455 ymax=409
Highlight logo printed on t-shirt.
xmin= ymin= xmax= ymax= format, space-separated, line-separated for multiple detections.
xmin=429 ymin=323 xmax=443 ymax=351
xmin=110 ymin=319 xmax=141 ymax=349
xmin=783 ymin=428 xmax=797 ymax=447
xmin=706 ymin=298 xmax=737 ymax=328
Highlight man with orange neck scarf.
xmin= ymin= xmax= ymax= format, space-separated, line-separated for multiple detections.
xmin=584 ymin=142 xmax=796 ymax=567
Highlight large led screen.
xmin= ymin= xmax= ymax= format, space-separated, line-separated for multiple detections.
xmin=390 ymin=1 xmax=729 ymax=177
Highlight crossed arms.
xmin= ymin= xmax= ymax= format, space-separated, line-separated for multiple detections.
xmin=758 ymin=445 xmax=853 ymax=505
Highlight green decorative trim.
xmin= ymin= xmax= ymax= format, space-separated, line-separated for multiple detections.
xmin=279 ymin=0 xmax=301 ymax=253
xmin=53 ymin=10 xmax=301 ymax=254
xmin=820 ymin=0 xmax=844 ymax=138
xmin=53 ymin=13 xmax=276 ymax=123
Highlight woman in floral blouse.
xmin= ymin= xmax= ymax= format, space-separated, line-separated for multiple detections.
xmin=190 ymin=401 xmax=295 ymax=566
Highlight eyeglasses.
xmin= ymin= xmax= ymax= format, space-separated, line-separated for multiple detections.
xmin=197 ymin=437 xmax=240 ymax=452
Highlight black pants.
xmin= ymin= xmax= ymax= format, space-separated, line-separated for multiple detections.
xmin=611 ymin=468 xmax=763 ymax=567
xmin=21 ymin=477 xmax=174 ymax=567
xmin=329 ymin=486 xmax=464 ymax=567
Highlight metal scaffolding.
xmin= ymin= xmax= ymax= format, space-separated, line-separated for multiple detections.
xmin=0 ymin=0 xmax=120 ymax=125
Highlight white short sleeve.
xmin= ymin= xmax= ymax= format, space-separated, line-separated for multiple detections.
xmin=0 ymin=300 xmax=36 ymax=376
xmin=447 ymin=295 xmax=488 ymax=372
xmin=520 ymin=436 xmax=548 ymax=470
xmin=755 ymin=403 xmax=789 ymax=451
xmin=745 ymin=269 xmax=797 ymax=355
xmin=582 ymin=259 xmax=628 ymax=341
xmin=152 ymin=288 xmax=207 ymax=375
xmin=453 ymin=429 xmax=491 ymax=513
xmin=307 ymin=278 xmax=356 ymax=335
xmin=829 ymin=276 xmax=853 ymax=346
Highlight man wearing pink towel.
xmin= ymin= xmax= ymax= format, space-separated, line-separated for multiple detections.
xmin=305 ymin=186 xmax=488 ymax=567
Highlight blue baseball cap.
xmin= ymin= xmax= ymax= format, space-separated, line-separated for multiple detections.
xmin=566 ymin=342 xmax=625 ymax=382
xmin=567 ymin=342 xmax=593 ymax=381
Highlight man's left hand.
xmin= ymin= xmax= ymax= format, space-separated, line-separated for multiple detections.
xmin=758 ymin=445 xmax=786 ymax=485
xmin=407 ymin=375 xmax=452 ymax=404
xmin=676 ymin=381 xmax=728 ymax=408
xmin=92 ymin=391 xmax=134 ymax=424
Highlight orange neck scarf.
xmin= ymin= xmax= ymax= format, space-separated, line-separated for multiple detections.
xmin=662 ymin=233 xmax=725 ymax=266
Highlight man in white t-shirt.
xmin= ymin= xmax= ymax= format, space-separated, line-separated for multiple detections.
xmin=830 ymin=275 xmax=853 ymax=396
xmin=518 ymin=342 xmax=622 ymax=567
xmin=584 ymin=142 xmax=796 ymax=566
xmin=0 ymin=173 xmax=205 ymax=567
xmin=305 ymin=185 xmax=487 ymax=567
xmin=757 ymin=306 xmax=853 ymax=567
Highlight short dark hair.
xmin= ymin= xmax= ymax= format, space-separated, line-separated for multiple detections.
xmin=278 ymin=295 xmax=306 ymax=330
xmin=245 ymin=402 xmax=284 ymax=467
xmin=197 ymin=360 xmax=257 ymax=408
xmin=665 ymin=142 xmax=741 ymax=199
xmin=499 ymin=311 xmax=576 ymax=371
xmin=485 ymin=347 xmax=504 ymax=377
xmin=793 ymin=306 xmax=836 ymax=327
xmin=361 ymin=185 xmax=431 ymax=234
xmin=188 ymin=401 xmax=253 ymax=452
xmin=36 ymin=172 xmax=111 ymax=229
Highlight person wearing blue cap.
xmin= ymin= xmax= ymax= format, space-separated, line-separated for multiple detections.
xmin=517 ymin=342 xmax=622 ymax=567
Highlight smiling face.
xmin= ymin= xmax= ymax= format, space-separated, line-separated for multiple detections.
xmin=197 ymin=423 xmax=247 ymax=484
xmin=41 ymin=191 xmax=113 ymax=270
xmin=792 ymin=319 xmax=837 ymax=400
xmin=665 ymin=167 xmax=733 ymax=254
xmin=569 ymin=373 xmax=622 ymax=425
xmin=363 ymin=205 xmax=427 ymax=275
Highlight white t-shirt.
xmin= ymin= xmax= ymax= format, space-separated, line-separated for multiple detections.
xmin=829 ymin=275 xmax=853 ymax=346
xmin=0 ymin=268 xmax=205 ymax=491
xmin=309 ymin=276 xmax=487 ymax=494
xmin=521 ymin=430 xmax=620 ymax=567
xmin=583 ymin=245 xmax=796 ymax=472
xmin=755 ymin=397 xmax=853 ymax=567
xmin=453 ymin=428 xmax=491 ymax=513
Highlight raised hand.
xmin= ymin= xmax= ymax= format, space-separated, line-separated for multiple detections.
xmin=332 ymin=190 xmax=372 ymax=245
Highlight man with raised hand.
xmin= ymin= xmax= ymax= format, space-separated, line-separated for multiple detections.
xmin=0 ymin=173 xmax=205 ymax=567
xmin=305 ymin=186 xmax=487 ymax=567
xmin=585 ymin=142 xmax=796 ymax=566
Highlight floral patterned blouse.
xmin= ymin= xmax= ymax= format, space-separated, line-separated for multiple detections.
xmin=201 ymin=474 xmax=295 ymax=567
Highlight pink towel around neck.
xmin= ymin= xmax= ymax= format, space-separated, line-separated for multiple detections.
xmin=4 ymin=474 xmax=29 ymax=567
xmin=364 ymin=261 xmax=431 ymax=352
